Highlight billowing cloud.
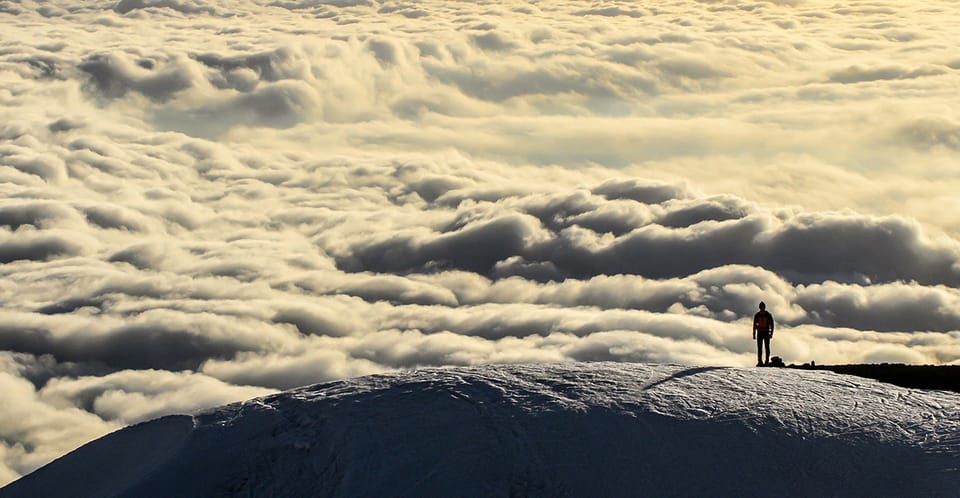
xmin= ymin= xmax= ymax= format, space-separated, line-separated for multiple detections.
xmin=2 ymin=0 xmax=960 ymax=486
xmin=0 ymin=356 xmax=118 ymax=489
xmin=37 ymin=368 xmax=274 ymax=424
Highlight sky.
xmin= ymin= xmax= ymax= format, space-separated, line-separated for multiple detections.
xmin=1 ymin=0 xmax=960 ymax=485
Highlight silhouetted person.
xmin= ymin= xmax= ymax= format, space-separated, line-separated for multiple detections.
xmin=753 ymin=301 xmax=775 ymax=366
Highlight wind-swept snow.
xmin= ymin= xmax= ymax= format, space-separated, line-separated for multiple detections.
xmin=3 ymin=363 xmax=959 ymax=497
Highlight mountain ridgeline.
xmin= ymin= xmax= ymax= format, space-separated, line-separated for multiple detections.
xmin=788 ymin=363 xmax=960 ymax=393
xmin=3 ymin=363 xmax=959 ymax=497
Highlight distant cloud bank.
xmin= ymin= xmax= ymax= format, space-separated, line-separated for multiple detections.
xmin=2 ymin=0 xmax=959 ymax=485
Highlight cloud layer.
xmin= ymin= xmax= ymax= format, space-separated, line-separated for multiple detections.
xmin=2 ymin=0 xmax=960 ymax=485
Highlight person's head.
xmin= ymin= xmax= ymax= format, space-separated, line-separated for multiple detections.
xmin=759 ymin=301 xmax=766 ymax=310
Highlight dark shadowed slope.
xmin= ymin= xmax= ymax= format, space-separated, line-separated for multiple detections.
xmin=788 ymin=363 xmax=960 ymax=393
xmin=3 ymin=363 xmax=959 ymax=498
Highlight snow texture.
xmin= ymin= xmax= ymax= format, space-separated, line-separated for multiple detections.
xmin=3 ymin=362 xmax=959 ymax=497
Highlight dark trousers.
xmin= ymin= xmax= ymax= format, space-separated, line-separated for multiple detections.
xmin=756 ymin=332 xmax=771 ymax=364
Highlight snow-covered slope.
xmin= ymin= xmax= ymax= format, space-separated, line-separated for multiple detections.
xmin=3 ymin=363 xmax=959 ymax=497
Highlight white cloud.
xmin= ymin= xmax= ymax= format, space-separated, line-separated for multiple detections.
xmin=38 ymin=369 xmax=274 ymax=424
xmin=0 ymin=353 xmax=119 ymax=485
xmin=2 ymin=0 xmax=960 ymax=486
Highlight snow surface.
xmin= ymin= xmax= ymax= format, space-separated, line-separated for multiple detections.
xmin=3 ymin=362 xmax=959 ymax=497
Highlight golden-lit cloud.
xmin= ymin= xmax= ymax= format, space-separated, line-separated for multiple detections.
xmin=2 ymin=0 xmax=960 ymax=485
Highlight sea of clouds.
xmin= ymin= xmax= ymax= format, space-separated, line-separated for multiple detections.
xmin=1 ymin=0 xmax=959 ymax=484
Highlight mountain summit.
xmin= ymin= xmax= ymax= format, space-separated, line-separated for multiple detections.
xmin=4 ymin=363 xmax=959 ymax=497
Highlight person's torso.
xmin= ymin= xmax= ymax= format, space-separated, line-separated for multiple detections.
xmin=755 ymin=311 xmax=772 ymax=331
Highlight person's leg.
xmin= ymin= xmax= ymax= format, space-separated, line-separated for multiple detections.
xmin=763 ymin=336 xmax=771 ymax=364
xmin=756 ymin=337 xmax=763 ymax=366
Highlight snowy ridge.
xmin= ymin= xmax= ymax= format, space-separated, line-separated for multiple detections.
xmin=3 ymin=362 xmax=959 ymax=497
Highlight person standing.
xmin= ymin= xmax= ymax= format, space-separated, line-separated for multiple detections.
xmin=753 ymin=301 xmax=775 ymax=366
